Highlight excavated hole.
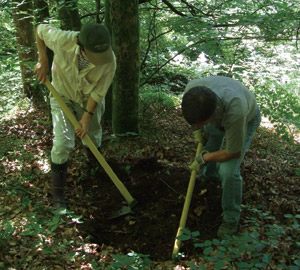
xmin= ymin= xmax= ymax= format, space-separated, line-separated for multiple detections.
xmin=76 ymin=157 xmax=222 ymax=261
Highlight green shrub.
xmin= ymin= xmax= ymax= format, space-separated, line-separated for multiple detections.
xmin=255 ymin=79 xmax=300 ymax=143
xmin=179 ymin=208 xmax=300 ymax=270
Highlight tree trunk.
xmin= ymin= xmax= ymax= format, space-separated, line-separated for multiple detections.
xmin=33 ymin=0 xmax=50 ymax=24
xmin=12 ymin=0 xmax=45 ymax=107
xmin=110 ymin=0 xmax=140 ymax=135
xmin=56 ymin=0 xmax=81 ymax=31
xmin=103 ymin=0 xmax=112 ymax=123
xmin=95 ymin=0 xmax=101 ymax=23
xmin=33 ymin=0 xmax=53 ymax=76
xmin=33 ymin=0 xmax=53 ymax=115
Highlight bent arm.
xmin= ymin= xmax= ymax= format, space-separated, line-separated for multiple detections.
xmin=34 ymin=25 xmax=49 ymax=83
xmin=203 ymin=149 xmax=241 ymax=163
xmin=36 ymin=26 xmax=48 ymax=61
xmin=85 ymin=96 xmax=98 ymax=115
xmin=75 ymin=96 xmax=99 ymax=139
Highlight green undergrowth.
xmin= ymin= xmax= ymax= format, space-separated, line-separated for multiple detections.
xmin=1 ymin=178 xmax=299 ymax=270
xmin=1 ymin=105 xmax=299 ymax=269
xmin=0 ymin=55 xmax=31 ymax=120
xmin=254 ymin=78 xmax=300 ymax=143
xmin=177 ymin=207 xmax=300 ymax=270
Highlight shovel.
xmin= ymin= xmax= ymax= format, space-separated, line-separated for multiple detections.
xmin=172 ymin=136 xmax=203 ymax=260
xmin=44 ymin=79 xmax=137 ymax=216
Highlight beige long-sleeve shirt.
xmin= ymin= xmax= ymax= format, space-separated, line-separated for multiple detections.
xmin=37 ymin=24 xmax=116 ymax=104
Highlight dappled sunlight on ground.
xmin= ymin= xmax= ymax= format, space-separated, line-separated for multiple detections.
xmin=260 ymin=116 xmax=299 ymax=143
xmin=0 ymin=104 xmax=299 ymax=269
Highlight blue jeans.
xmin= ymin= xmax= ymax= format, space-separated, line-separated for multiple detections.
xmin=203 ymin=109 xmax=261 ymax=224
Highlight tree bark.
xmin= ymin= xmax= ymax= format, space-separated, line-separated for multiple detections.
xmin=56 ymin=0 xmax=81 ymax=31
xmin=33 ymin=0 xmax=53 ymax=115
xmin=12 ymin=0 xmax=44 ymax=107
xmin=95 ymin=0 xmax=101 ymax=23
xmin=33 ymin=0 xmax=53 ymax=75
xmin=110 ymin=0 xmax=140 ymax=135
xmin=33 ymin=0 xmax=50 ymax=24
xmin=103 ymin=0 xmax=112 ymax=123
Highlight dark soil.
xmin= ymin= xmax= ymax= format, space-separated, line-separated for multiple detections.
xmin=75 ymin=157 xmax=222 ymax=261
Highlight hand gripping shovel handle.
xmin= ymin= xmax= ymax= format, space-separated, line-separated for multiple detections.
xmin=172 ymin=140 xmax=203 ymax=259
xmin=44 ymin=79 xmax=136 ymax=207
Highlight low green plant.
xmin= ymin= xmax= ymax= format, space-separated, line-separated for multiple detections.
xmin=124 ymin=165 xmax=131 ymax=175
xmin=177 ymin=227 xmax=200 ymax=243
xmin=180 ymin=208 xmax=300 ymax=270
xmin=109 ymin=251 xmax=153 ymax=270
xmin=140 ymin=84 xmax=181 ymax=110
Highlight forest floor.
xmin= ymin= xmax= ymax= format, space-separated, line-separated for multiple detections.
xmin=0 ymin=101 xmax=299 ymax=269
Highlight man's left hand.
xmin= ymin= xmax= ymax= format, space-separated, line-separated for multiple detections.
xmin=189 ymin=150 xmax=209 ymax=173
xmin=189 ymin=159 xmax=202 ymax=173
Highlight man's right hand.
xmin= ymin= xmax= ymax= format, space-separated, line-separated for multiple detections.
xmin=34 ymin=60 xmax=49 ymax=84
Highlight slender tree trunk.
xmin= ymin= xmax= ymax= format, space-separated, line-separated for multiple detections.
xmin=110 ymin=0 xmax=140 ymax=135
xmin=33 ymin=0 xmax=53 ymax=76
xmin=103 ymin=0 xmax=112 ymax=123
xmin=12 ymin=0 xmax=44 ymax=107
xmin=33 ymin=0 xmax=53 ymax=115
xmin=56 ymin=0 xmax=81 ymax=31
xmin=95 ymin=0 xmax=101 ymax=23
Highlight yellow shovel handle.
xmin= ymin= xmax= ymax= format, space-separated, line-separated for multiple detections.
xmin=44 ymin=79 xmax=136 ymax=207
xmin=172 ymin=141 xmax=203 ymax=258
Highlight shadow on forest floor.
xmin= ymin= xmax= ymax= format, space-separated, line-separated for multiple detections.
xmin=75 ymin=157 xmax=222 ymax=260
xmin=0 ymin=104 xmax=299 ymax=268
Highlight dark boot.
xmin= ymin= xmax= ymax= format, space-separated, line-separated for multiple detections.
xmin=51 ymin=161 xmax=68 ymax=210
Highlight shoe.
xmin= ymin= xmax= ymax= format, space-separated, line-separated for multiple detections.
xmin=217 ymin=221 xmax=239 ymax=238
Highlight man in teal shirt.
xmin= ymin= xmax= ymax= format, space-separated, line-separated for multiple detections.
xmin=181 ymin=76 xmax=261 ymax=238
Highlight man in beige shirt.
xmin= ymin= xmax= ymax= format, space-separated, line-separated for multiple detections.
xmin=34 ymin=23 xmax=116 ymax=210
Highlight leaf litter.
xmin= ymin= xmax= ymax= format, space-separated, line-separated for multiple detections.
xmin=0 ymin=103 xmax=299 ymax=269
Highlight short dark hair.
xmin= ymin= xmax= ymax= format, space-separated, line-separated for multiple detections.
xmin=181 ymin=86 xmax=217 ymax=125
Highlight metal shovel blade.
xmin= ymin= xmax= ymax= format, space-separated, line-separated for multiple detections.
xmin=107 ymin=205 xmax=134 ymax=219
xmin=106 ymin=199 xmax=137 ymax=219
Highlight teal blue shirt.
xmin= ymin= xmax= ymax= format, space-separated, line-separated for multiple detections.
xmin=185 ymin=76 xmax=258 ymax=153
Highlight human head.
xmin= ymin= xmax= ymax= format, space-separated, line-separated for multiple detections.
xmin=181 ymin=86 xmax=217 ymax=126
xmin=78 ymin=23 xmax=113 ymax=65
